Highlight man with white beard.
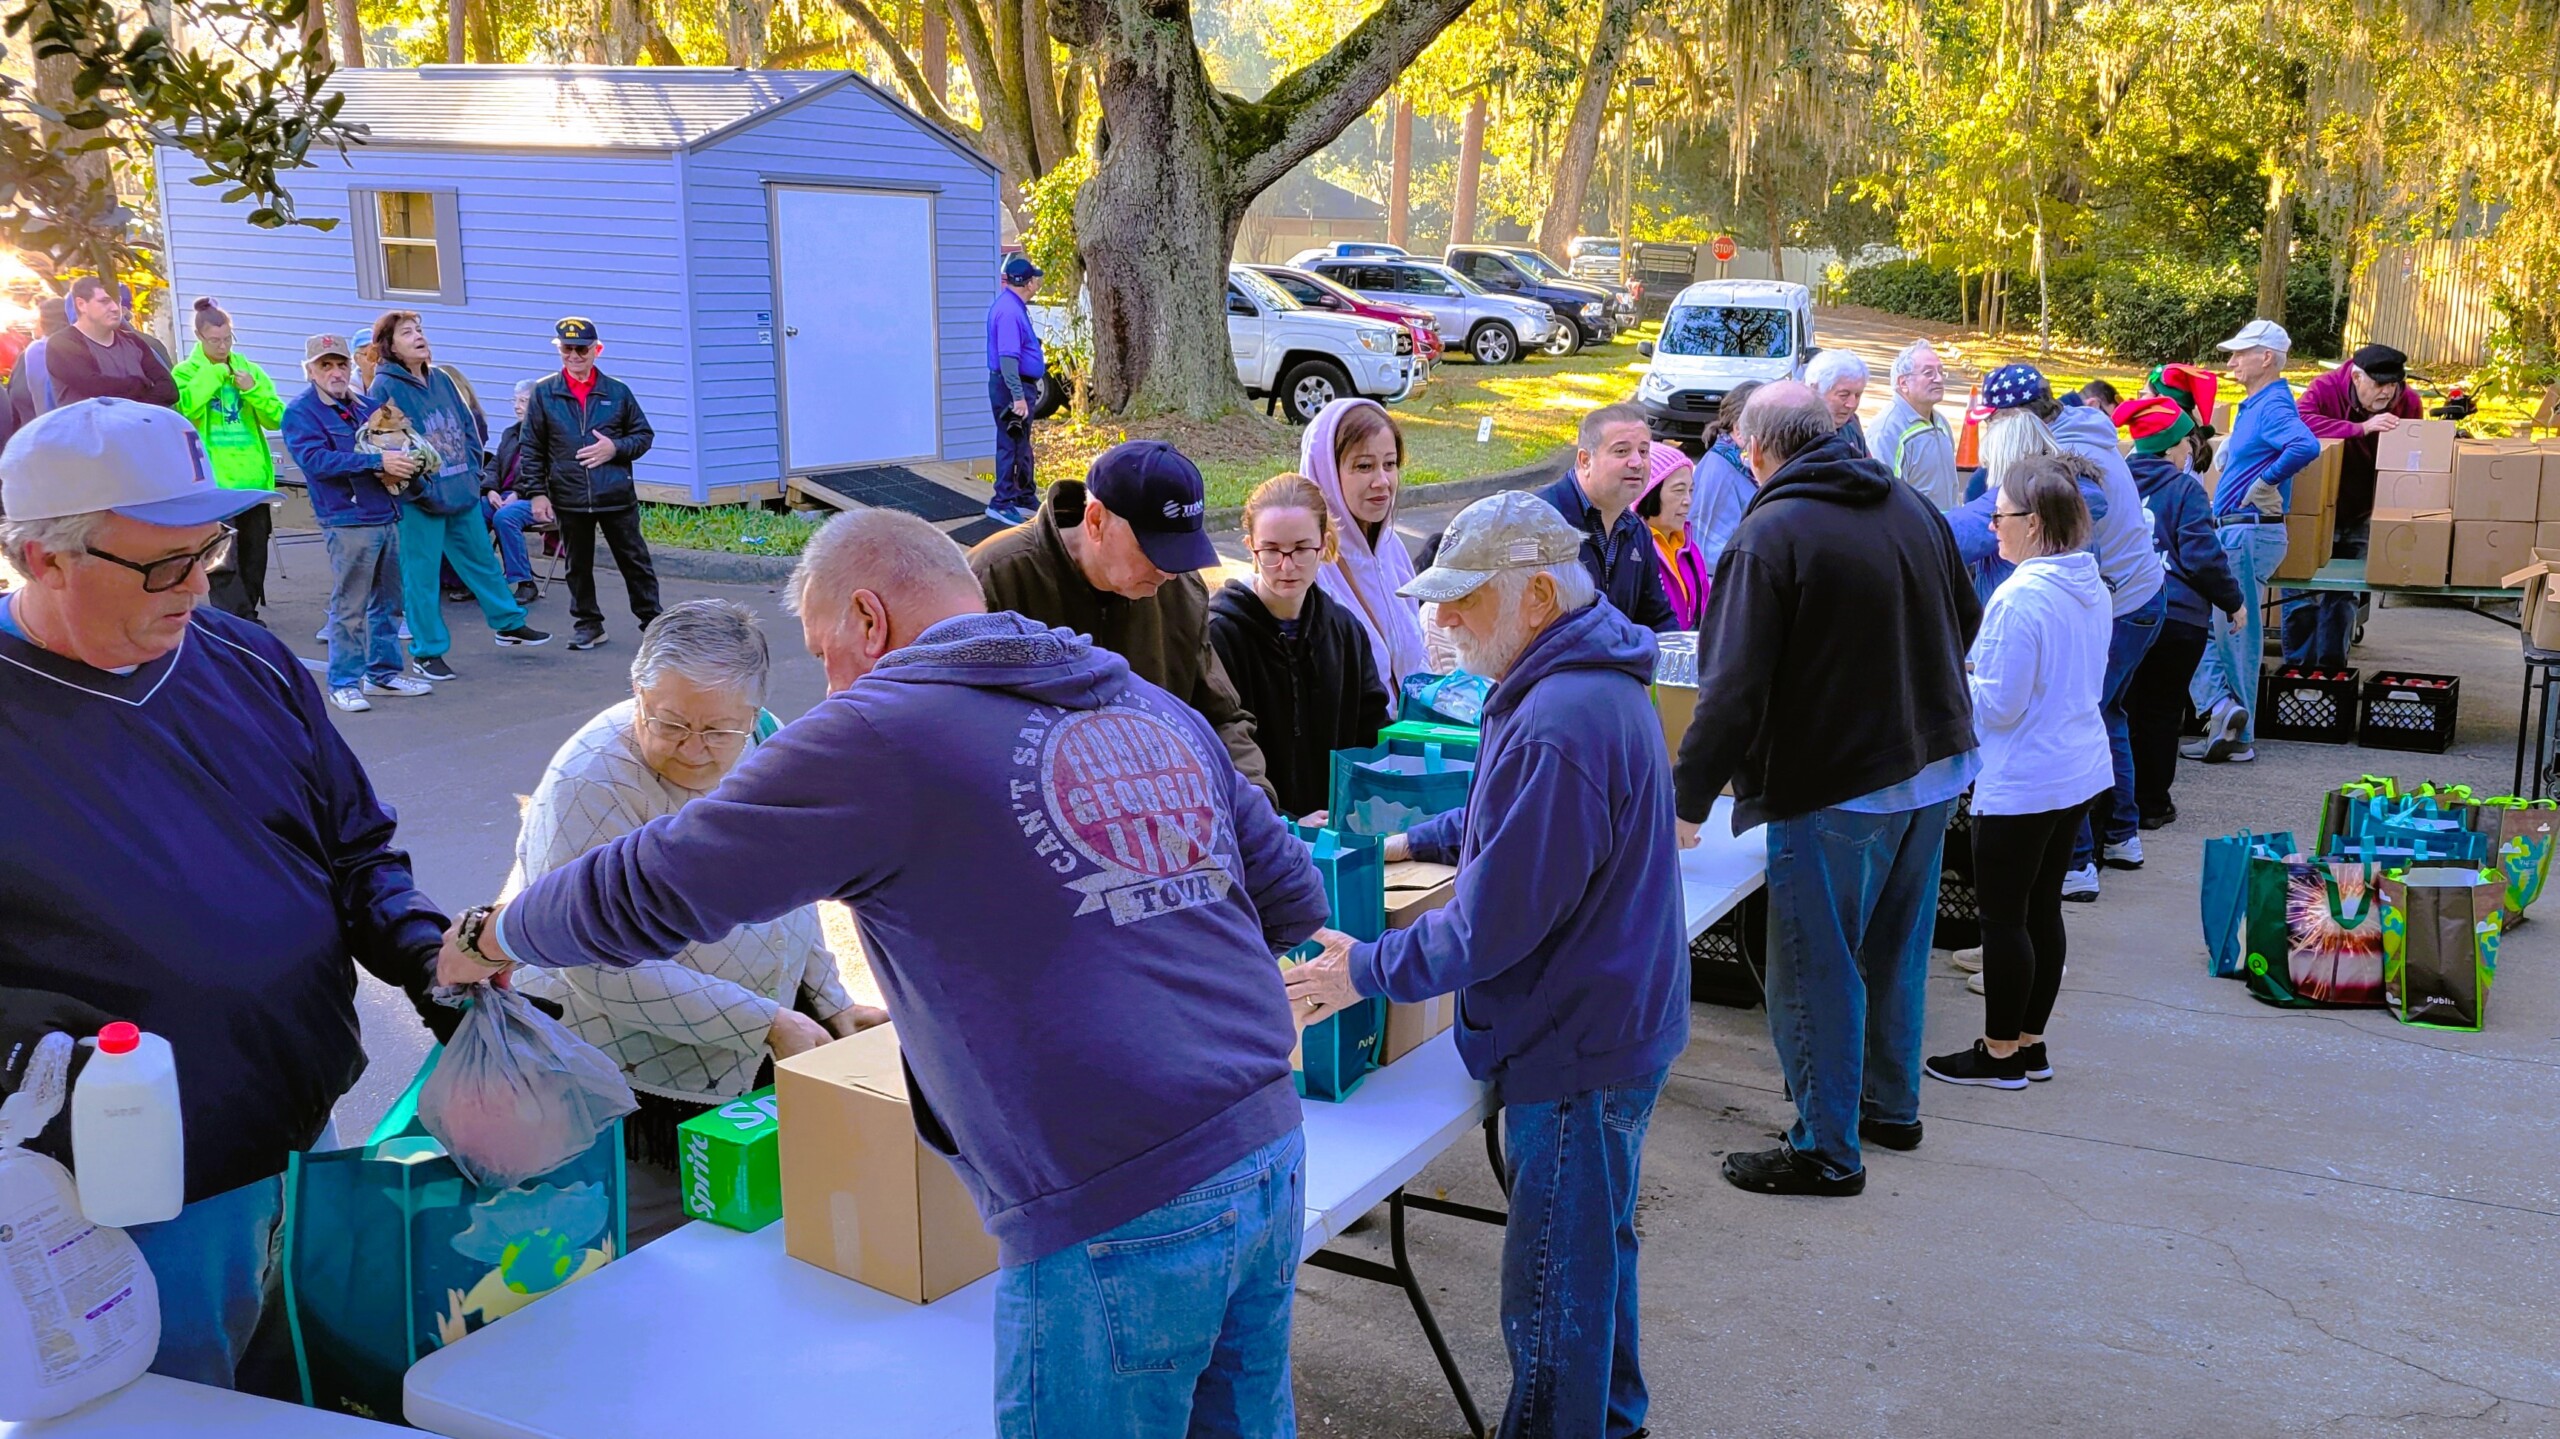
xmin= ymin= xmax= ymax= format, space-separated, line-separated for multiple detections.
xmin=1285 ymin=490 xmax=1687 ymax=1439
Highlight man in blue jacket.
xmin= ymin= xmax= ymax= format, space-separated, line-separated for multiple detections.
xmin=439 ymin=509 xmax=1330 ymax=1439
xmin=986 ymin=255 xmax=1047 ymax=526
xmin=281 ymin=333 xmax=432 ymax=712
xmin=1538 ymin=403 xmax=1680 ymax=632
xmin=520 ymin=318 xmax=660 ymax=652
xmin=1285 ymin=491 xmax=1688 ymax=1439
xmin=2189 ymin=319 xmax=2322 ymax=764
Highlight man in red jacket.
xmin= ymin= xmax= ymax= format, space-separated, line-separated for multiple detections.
xmin=2284 ymin=344 xmax=2424 ymax=667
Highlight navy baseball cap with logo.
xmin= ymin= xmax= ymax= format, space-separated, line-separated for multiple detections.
xmin=1002 ymin=255 xmax=1043 ymax=284
xmin=1086 ymin=440 xmax=1217 ymax=574
xmin=554 ymin=317 xmax=599 ymax=346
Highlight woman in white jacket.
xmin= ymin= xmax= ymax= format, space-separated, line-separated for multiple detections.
xmin=1928 ymin=454 xmax=2113 ymax=1091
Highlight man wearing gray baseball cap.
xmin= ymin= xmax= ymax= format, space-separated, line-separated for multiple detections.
xmin=0 ymin=397 xmax=456 ymax=1393
xmin=1285 ymin=489 xmax=1688 ymax=1439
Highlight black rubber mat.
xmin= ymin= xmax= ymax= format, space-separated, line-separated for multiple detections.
xmin=943 ymin=516 xmax=1010 ymax=548
xmin=796 ymin=465 xmax=982 ymax=522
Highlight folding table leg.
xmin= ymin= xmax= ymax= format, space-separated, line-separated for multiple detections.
xmin=1304 ymin=1183 xmax=1507 ymax=1437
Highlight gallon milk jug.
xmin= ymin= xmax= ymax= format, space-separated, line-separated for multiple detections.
xmin=70 ymin=1024 xmax=184 ymax=1228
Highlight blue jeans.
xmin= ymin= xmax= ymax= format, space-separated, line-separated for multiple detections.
xmin=1762 ymin=801 xmax=1951 ymax=1180
xmin=484 ymin=496 xmax=536 ymax=585
xmin=397 ymin=504 xmax=527 ymax=658
xmin=124 ymin=1123 xmax=332 ymax=1390
xmin=994 ymin=1129 xmax=1303 ymax=1439
xmin=1498 ymin=1068 xmax=1668 ymax=1439
xmin=989 ymin=371 xmax=1037 ymax=510
xmin=2191 ymin=521 xmax=2293 ymax=741
xmin=322 ymin=522 xmax=404 ymax=690
xmin=2280 ymin=520 xmax=2366 ymax=668
xmin=2073 ymin=590 xmax=2166 ymax=867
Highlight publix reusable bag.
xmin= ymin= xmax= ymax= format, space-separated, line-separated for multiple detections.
xmin=1286 ymin=826 xmax=1389 ymax=1101
xmin=2460 ymin=796 xmax=2559 ymax=925
xmin=283 ymin=1046 xmax=627 ymax=1422
xmin=1328 ymin=739 xmax=1475 ymax=838
xmin=2379 ymin=867 xmax=2505 ymax=1030
xmin=2242 ymin=854 xmax=2387 ymax=1008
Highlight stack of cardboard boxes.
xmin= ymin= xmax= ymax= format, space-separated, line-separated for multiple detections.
xmin=2270 ymin=436 xmax=2347 ymax=581
xmin=2370 ymin=424 xmax=2560 ymax=588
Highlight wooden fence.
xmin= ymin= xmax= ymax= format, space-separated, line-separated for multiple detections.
xmin=2348 ymin=239 xmax=2498 ymax=369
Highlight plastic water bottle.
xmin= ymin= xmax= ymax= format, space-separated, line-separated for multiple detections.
xmin=69 ymin=1023 xmax=185 ymax=1227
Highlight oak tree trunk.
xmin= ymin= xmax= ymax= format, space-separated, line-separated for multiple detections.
xmin=2256 ymin=161 xmax=2291 ymax=323
xmin=1388 ymin=98 xmax=1412 ymax=248
xmin=446 ymin=0 xmax=466 ymax=62
xmin=1077 ymin=50 xmax=1240 ymax=415
xmin=922 ymin=0 xmax=947 ymax=100
xmin=1452 ymin=96 xmax=1486 ymax=245
xmin=1762 ymin=169 xmax=1784 ymax=284
xmin=333 ymin=0 xmax=364 ymax=66
xmin=1534 ymin=0 xmax=1641 ymax=259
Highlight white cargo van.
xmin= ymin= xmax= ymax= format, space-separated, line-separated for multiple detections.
xmin=1633 ymin=280 xmax=1818 ymax=447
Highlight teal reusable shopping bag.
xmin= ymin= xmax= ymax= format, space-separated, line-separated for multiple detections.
xmin=1328 ymin=739 xmax=1475 ymax=838
xmin=1287 ymin=827 xmax=1389 ymax=1101
xmin=282 ymin=1047 xmax=628 ymax=1422
xmin=2201 ymin=829 xmax=2294 ymax=978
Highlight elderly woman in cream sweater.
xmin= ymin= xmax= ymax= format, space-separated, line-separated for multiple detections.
xmin=508 ymin=598 xmax=884 ymax=1239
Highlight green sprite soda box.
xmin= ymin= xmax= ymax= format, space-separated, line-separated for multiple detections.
xmin=677 ymin=1086 xmax=782 ymax=1231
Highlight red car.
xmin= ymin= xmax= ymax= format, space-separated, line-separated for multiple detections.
xmin=1248 ymin=264 xmax=1444 ymax=370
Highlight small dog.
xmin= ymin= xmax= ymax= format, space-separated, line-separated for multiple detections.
xmin=354 ymin=397 xmax=442 ymax=493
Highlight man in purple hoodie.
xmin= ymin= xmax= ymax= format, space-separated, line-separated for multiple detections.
xmin=1285 ymin=491 xmax=1689 ymax=1439
xmin=439 ymin=508 xmax=1331 ymax=1438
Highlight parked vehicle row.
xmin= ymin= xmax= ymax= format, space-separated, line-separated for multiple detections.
xmin=1286 ymin=240 xmax=1639 ymax=360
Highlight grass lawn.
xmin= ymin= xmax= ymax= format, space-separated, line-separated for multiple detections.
xmin=639 ymin=500 xmax=828 ymax=558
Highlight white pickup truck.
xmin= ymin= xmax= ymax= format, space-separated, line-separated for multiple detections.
xmin=1028 ymin=269 xmax=1417 ymax=424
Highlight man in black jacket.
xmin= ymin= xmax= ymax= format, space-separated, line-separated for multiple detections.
xmin=521 ymin=318 xmax=661 ymax=650
xmin=1536 ymin=403 xmax=1678 ymax=632
xmin=1674 ymin=381 xmax=1981 ymax=1199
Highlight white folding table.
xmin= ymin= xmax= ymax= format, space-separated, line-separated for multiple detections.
xmin=3 ymin=1374 xmax=406 ymax=1437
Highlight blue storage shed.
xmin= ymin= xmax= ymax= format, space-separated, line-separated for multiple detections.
xmin=156 ymin=65 xmax=1004 ymax=504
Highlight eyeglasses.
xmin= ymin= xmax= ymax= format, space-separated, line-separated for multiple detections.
xmin=84 ymin=526 xmax=235 ymax=593
xmin=560 ymin=344 xmax=595 ymax=357
xmin=1250 ymin=542 xmax=1324 ymax=568
xmin=1991 ymin=509 xmax=2033 ymax=525
xmin=638 ymin=712 xmax=754 ymax=755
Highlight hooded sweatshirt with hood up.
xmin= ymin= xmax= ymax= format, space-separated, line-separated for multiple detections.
xmin=1350 ymin=600 xmax=1689 ymax=1105
xmin=2048 ymin=403 xmax=2166 ymax=616
xmin=1674 ymin=426 xmax=1981 ymax=831
xmin=1966 ymin=551 xmax=2114 ymax=816
xmin=496 ymin=611 xmax=1331 ymax=1265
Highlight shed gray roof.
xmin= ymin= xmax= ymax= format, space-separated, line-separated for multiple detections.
xmin=1250 ymin=169 xmax=1386 ymax=223
xmin=309 ymin=65 xmax=854 ymax=152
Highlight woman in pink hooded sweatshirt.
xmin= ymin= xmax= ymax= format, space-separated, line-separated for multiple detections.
xmin=1300 ymin=398 xmax=1434 ymax=690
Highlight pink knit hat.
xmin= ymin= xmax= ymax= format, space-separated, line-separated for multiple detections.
xmin=1642 ymin=442 xmax=1694 ymax=502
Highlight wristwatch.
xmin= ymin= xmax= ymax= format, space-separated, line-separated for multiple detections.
xmin=454 ymin=904 xmax=512 ymax=975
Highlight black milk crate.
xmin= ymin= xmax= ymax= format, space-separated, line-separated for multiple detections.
xmin=1934 ymin=790 xmax=1981 ymax=951
xmin=2257 ymin=665 xmax=2361 ymax=744
xmin=2359 ymin=670 xmax=2461 ymax=754
xmin=1690 ymin=889 xmax=1767 ymax=1009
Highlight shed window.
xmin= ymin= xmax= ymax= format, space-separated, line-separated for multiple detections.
xmin=350 ymin=187 xmax=465 ymax=306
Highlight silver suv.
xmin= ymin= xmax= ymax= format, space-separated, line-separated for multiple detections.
xmin=1304 ymin=258 xmax=1559 ymax=365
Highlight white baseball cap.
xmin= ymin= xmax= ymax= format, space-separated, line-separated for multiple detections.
xmin=2216 ymin=318 xmax=2292 ymax=354
xmin=0 ymin=397 xmax=264 ymax=527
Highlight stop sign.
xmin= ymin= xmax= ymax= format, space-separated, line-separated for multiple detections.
xmin=1711 ymin=235 xmax=1738 ymax=263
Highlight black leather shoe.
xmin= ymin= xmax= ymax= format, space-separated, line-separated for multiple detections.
xmin=1859 ymin=1117 xmax=1923 ymax=1151
xmin=1722 ymin=1145 xmax=1864 ymax=1196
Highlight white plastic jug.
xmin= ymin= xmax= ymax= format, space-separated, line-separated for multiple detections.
xmin=69 ymin=1024 xmax=184 ymax=1228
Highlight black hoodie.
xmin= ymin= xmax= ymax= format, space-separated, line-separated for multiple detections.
xmin=1674 ymin=426 xmax=1982 ymax=830
xmin=1207 ymin=580 xmax=1391 ymax=818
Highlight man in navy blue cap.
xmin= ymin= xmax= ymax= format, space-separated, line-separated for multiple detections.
xmin=986 ymin=256 xmax=1048 ymax=525
xmin=971 ymin=438 xmax=1274 ymax=801
xmin=0 ymin=397 xmax=455 ymax=1392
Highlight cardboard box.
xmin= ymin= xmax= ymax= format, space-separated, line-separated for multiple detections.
xmin=2364 ymin=509 xmax=2453 ymax=589
xmin=2377 ymin=419 xmax=2458 ymax=474
xmin=2270 ymin=509 xmax=2333 ymax=582
xmin=2452 ymin=445 xmax=2544 ymax=521
xmin=2502 ymin=548 xmax=2560 ymax=649
xmin=2289 ymin=439 xmax=2343 ymax=515
xmin=1383 ymin=859 xmax=1456 ymax=930
xmin=2212 ymin=401 xmax=2236 ymax=435
xmin=2541 ymin=521 xmax=2560 ymax=553
xmin=1379 ymin=994 xmax=1455 ymax=1065
xmin=2541 ymin=449 xmax=2560 ymax=522
xmin=2375 ymin=469 xmax=2453 ymax=512
xmin=2450 ymin=521 xmax=2537 ymax=589
xmin=776 ymin=1024 xmax=998 ymax=1304
xmin=677 ymin=1086 xmax=783 ymax=1233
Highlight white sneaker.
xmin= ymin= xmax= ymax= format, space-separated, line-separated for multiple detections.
xmin=2202 ymin=700 xmax=2251 ymax=762
xmin=363 ymin=673 xmax=433 ymax=698
xmin=2102 ymin=836 xmax=2144 ymax=870
xmin=1967 ymin=970 xmax=1985 ymax=995
xmin=329 ymin=687 xmax=372 ymax=713
xmin=2061 ymin=865 xmax=2101 ymax=902
xmin=397 ymin=620 xmax=413 ymax=642
xmin=1950 ymin=946 xmax=1984 ymax=974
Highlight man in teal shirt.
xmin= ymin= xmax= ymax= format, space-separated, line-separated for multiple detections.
xmin=2188 ymin=319 xmax=2320 ymax=764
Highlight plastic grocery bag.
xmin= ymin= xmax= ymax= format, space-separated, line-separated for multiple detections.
xmin=419 ymin=983 xmax=636 ymax=1190
xmin=1400 ymin=671 xmax=1494 ymax=726
xmin=285 ymin=1046 xmax=625 ymax=1422
xmin=0 ymin=1033 xmax=159 ymax=1421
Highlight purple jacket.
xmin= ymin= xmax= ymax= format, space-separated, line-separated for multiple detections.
xmin=2297 ymin=364 xmax=2424 ymax=528
xmin=497 ymin=612 xmax=1328 ymax=1264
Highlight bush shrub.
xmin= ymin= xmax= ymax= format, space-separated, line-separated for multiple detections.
xmin=1838 ymin=253 xmax=2342 ymax=364
xmin=1838 ymin=259 xmax=1964 ymax=324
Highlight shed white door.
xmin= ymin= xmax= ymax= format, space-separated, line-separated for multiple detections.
xmin=773 ymin=186 xmax=939 ymax=471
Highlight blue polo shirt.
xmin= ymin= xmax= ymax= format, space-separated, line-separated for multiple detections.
xmin=985 ymin=287 xmax=1046 ymax=378
xmin=2212 ymin=380 xmax=2321 ymax=516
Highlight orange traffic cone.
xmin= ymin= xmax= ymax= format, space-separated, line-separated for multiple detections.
xmin=1954 ymin=384 xmax=1982 ymax=470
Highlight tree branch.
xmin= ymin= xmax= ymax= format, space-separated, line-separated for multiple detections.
xmin=941 ymin=0 xmax=1038 ymax=179
xmin=1226 ymin=0 xmax=1479 ymax=201
xmin=826 ymin=0 xmax=975 ymax=137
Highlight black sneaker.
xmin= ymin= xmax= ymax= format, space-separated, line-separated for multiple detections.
xmin=1721 ymin=1145 xmax=1864 ymax=1197
xmin=567 ymin=627 xmax=607 ymax=651
xmin=2017 ymin=1043 xmax=2054 ymax=1081
xmin=2139 ymin=805 xmax=2177 ymax=831
xmin=494 ymin=625 xmax=551 ymax=647
xmin=512 ymin=581 xmax=540 ymax=605
xmin=1859 ymin=1117 xmax=1924 ymax=1152
xmin=413 ymin=655 xmax=460 ymax=682
xmin=1926 ymin=1040 xmax=2030 ymax=1089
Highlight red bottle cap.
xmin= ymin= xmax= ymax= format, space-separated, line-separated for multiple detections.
xmin=98 ymin=1022 xmax=140 ymax=1056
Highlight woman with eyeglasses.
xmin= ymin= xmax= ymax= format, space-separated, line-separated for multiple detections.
xmin=1208 ymin=474 xmax=1392 ymax=820
xmin=506 ymin=599 xmax=885 ymax=1240
xmin=1925 ymin=454 xmax=2111 ymax=1092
